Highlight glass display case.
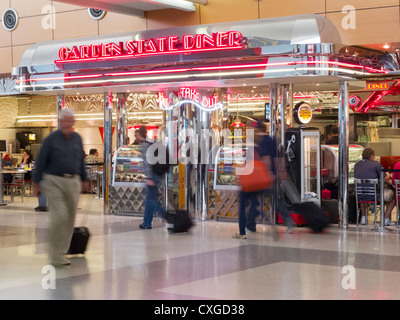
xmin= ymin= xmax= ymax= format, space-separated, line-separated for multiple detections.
xmin=110 ymin=145 xmax=150 ymax=215
xmin=112 ymin=145 xmax=146 ymax=187
xmin=321 ymin=144 xmax=364 ymax=185
xmin=213 ymin=144 xmax=247 ymax=191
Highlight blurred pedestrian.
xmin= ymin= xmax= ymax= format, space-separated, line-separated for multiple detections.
xmin=33 ymin=108 xmax=89 ymax=266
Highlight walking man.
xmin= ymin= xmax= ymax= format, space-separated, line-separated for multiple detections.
xmin=33 ymin=108 xmax=89 ymax=266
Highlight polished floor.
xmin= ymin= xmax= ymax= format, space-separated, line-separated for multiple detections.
xmin=1 ymin=193 xmax=400 ymax=300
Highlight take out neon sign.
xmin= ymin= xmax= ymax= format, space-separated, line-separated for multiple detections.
xmin=56 ymin=31 xmax=243 ymax=63
xmin=158 ymin=87 xmax=220 ymax=111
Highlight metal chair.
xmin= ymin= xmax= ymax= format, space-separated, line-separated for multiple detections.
xmin=355 ymin=179 xmax=379 ymax=227
xmin=394 ymin=180 xmax=400 ymax=229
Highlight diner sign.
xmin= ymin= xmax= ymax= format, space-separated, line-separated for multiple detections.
xmin=56 ymin=31 xmax=243 ymax=63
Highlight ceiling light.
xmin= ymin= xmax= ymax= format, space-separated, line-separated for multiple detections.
xmin=383 ymin=44 xmax=390 ymax=49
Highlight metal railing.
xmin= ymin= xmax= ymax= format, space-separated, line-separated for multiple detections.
xmin=375 ymin=168 xmax=400 ymax=233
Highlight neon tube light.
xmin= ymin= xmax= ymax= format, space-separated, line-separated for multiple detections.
xmin=17 ymin=62 xmax=387 ymax=90
xmin=55 ymin=31 xmax=244 ymax=64
xmin=17 ymin=60 xmax=387 ymax=87
xmin=160 ymin=99 xmax=223 ymax=112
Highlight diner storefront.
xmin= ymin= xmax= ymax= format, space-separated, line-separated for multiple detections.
xmin=12 ymin=14 xmax=400 ymax=228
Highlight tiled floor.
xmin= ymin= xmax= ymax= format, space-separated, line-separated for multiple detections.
xmin=1 ymin=194 xmax=400 ymax=300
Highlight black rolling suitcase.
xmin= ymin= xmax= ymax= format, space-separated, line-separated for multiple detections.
xmin=292 ymin=202 xmax=328 ymax=232
xmin=67 ymin=227 xmax=90 ymax=254
xmin=165 ymin=210 xmax=193 ymax=233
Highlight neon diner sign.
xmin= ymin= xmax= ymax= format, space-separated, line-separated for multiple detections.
xmin=56 ymin=31 xmax=243 ymax=63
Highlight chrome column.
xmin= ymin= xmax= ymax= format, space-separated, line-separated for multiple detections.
xmin=338 ymin=81 xmax=349 ymax=229
xmin=103 ymin=91 xmax=113 ymax=214
xmin=56 ymin=94 xmax=65 ymax=130
xmin=269 ymin=83 xmax=278 ymax=225
xmin=116 ymin=93 xmax=127 ymax=148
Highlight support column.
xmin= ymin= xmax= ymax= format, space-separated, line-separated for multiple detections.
xmin=338 ymin=81 xmax=349 ymax=229
xmin=56 ymin=94 xmax=65 ymax=130
xmin=116 ymin=93 xmax=127 ymax=149
xmin=269 ymin=84 xmax=278 ymax=225
xmin=103 ymin=91 xmax=113 ymax=214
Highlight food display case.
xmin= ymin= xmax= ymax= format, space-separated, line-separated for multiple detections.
xmin=213 ymin=145 xmax=247 ymax=191
xmin=112 ymin=145 xmax=146 ymax=186
xmin=109 ymin=145 xmax=164 ymax=215
xmin=208 ymin=144 xmax=267 ymax=221
xmin=321 ymin=144 xmax=364 ymax=185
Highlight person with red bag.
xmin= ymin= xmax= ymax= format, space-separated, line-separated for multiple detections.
xmin=233 ymin=121 xmax=293 ymax=239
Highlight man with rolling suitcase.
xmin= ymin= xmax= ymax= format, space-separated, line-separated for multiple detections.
xmin=33 ymin=108 xmax=89 ymax=266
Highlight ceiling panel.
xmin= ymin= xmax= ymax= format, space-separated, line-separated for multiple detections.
xmin=52 ymin=0 xmax=197 ymax=17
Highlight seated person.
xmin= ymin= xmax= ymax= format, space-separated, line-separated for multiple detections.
xmin=85 ymin=148 xmax=102 ymax=164
xmin=326 ymin=127 xmax=339 ymax=144
xmin=354 ymin=147 xmax=396 ymax=226
xmin=17 ymin=150 xmax=33 ymax=180
xmin=1 ymin=153 xmax=12 ymax=167
xmin=17 ymin=150 xmax=33 ymax=168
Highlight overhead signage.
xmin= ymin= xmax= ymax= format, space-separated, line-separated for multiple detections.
xmin=293 ymin=101 xmax=312 ymax=125
xmin=55 ymin=31 xmax=243 ymax=63
xmin=365 ymin=81 xmax=395 ymax=91
xmin=158 ymin=87 xmax=219 ymax=111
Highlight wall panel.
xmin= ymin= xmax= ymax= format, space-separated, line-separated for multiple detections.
xmin=12 ymin=15 xmax=53 ymax=46
xmin=99 ymin=12 xmax=146 ymax=35
xmin=259 ymin=0 xmax=325 ymax=19
xmin=10 ymin=0 xmax=51 ymax=18
xmin=53 ymin=9 xmax=98 ymax=40
xmin=327 ymin=7 xmax=400 ymax=45
xmin=326 ymin=0 xmax=398 ymax=12
xmin=200 ymin=0 xmax=258 ymax=24
xmin=147 ymin=8 xmax=199 ymax=30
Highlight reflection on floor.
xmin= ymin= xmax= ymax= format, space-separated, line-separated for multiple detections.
xmin=0 ymin=194 xmax=400 ymax=300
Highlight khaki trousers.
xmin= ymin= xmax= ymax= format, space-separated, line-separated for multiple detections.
xmin=43 ymin=173 xmax=81 ymax=263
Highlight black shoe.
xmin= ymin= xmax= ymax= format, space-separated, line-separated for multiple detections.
xmin=139 ymin=224 xmax=152 ymax=229
xmin=34 ymin=206 xmax=48 ymax=212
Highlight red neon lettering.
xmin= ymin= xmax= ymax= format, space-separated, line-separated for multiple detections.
xmin=91 ymin=44 xmax=100 ymax=58
xmin=203 ymin=34 xmax=215 ymax=47
xmin=101 ymin=43 xmax=111 ymax=57
xmin=136 ymin=40 xmax=145 ymax=54
xmin=126 ymin=40 xmax=135 ymax=54
xmin=228 ymin=31 xmax=242 ymax=46
xmin=80 ymin=45 xmax=90 ymax=58
xmin=146 ymin=39 xmax=157 ymax=53
xmin=111 ymin=42 xmax=123 ymax=56
xmin=59 ymin=47 xmax=70 ymax=60
xmin=168 ymin=36 xmax=179 ymax=51
xmin=183 ymin=34 xmax=195 ymax=50
xmin=55 ymin=31 xmax=244 ymax=63
xmin=69 ymin=46 xmax=80 ymax=59
xmin=215 ymin=32 xmax=229 ymax=47
xmin=156 ymin=37 xmax=167 ymax=52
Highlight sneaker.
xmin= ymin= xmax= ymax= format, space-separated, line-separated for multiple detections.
xmin=139 ymin=224 xmax=152 ymax=229
xmin=385 ymin=219 xmax=395 ymax=226
xmin=232 ymin=233 xmax=247 ymax=239
xmin=360 ymin=216 xmax=366 ymax=225
xmin=245 ymin=227 xmax=256 ymax=233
